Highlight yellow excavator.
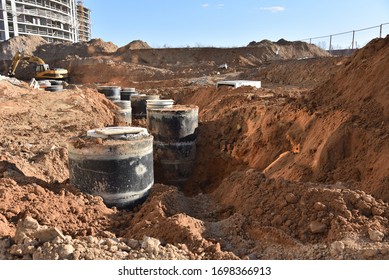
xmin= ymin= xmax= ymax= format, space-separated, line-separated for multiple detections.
xmin=8 ymin=51 xmax=68 ymax=80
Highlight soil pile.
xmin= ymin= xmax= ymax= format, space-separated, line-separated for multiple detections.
xmin=0 ymin=36 xmax=117 ymax=61
xmin=65 ymin=40 xmax=329 ymax=84
xmin=0 ymin=36 xmax=118 ymax=77
xmin=112 ymin=40 xmax=329 ymax=77
xmin=0 ymin=35 xmax=47 ymax=60
xmin=264 ymin=35 xmax=389 ymax=200
xmin=248 ymin=39 xmax=328 ymax=59
xmin=0 ymin=81 xmax=115 ymax=182
xmin=116 ymin=40 xmax=152 ymax=53
xmin=0 ymin=35 xmax=330 ymax=84
xmin=311 ymin=36 xmax=389 ymax=124
xmin=34 ymin=38 xmax=118 ymax=63
xmin=248 ymin=56 xmax=345 ymax=88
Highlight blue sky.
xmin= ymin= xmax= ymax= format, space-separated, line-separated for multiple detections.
xmin=82 ymin=0 xmax=389 ymax=48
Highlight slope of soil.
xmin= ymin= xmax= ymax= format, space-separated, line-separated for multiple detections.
xmin=0 ymin=36 xmax=118 ymax=79
xmin=247 ymin=56 xmax=345 ymax=88
xmin=116 ymin=40 xmax=152 ymax=53
xmin=262 ymin=36 xmax=389 ymax=200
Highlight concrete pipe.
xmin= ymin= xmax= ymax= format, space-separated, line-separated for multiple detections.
xmin=147 ymin=105 xmax=199 ymax=142
xmin=113 ymin=101 xmax=132 ymax=125
xmin=67 ymin=126 xmax=154 ymax=209
xmin=97 ymin=86 xmax=121 ymax=101
xmin=131 ymin=94 xmax=160 ymax=119
xmin=147 ymin=105 xmax=199 ymax=186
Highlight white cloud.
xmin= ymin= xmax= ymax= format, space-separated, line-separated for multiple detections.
xmin=260 ymin=6 xmax=285 ymax=13
xmin=217 ymin=4 xmax=224 ymax=9
xmin=201 ymin=3 xmax=209 ymax=8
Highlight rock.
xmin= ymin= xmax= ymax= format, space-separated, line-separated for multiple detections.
xmin=355 ymin=200 xmax=372 ymax=216
xmin=58 ymin=244 xmax=74 ymax=259
xmin=99 ymin=231 xmax=116 ymax=238
xmin=285 ymin=193 xmax=299 ymax=204
xmin=117 ymin=243 xmax=131 ymax=252
xmin=362 ymin=249 xmax=378 ymax=259
xmin=33 ymin=227 xmax=65 ymax=243
xmin=309 ymin=221 xmax=327 ymax=234
xmin=106 ymin=238 xmax=118 ymax=247
xmin=127 ymin=239 xmax=140 ymax=249
xmin=330 ymin=241 xmax=345 ymax=256
xmin=0 ymin=215 xmax=13 ymax=236
xmin=371 ymin=206 xmax=384 ymax=216
xmin=368 ymin=229 xmax=384 ymax=242
xmin=84 ymin=236 xmax=99 ymax=244
xmin=109 ymin=245 xmax=118 ymax=253
xmin=14 ymin=216 xmax=40 ymax=244
xmin=313 ymin=202 xmax=327 ymax=211
xmin=141 ymin=236 xmax=160 ymax=255
xmin=9 ymin=244 xmax=24 ymax=256
xmin=19 ymin=216 xmax=40 ymax=230
xmin=33 ymin=185 xmax=46 ymax=196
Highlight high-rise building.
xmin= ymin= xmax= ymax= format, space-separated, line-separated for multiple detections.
xmin=77 ymin=0 xmax=90 ymax=42
xmin=0 ymin=0 xmax=91 ymax=43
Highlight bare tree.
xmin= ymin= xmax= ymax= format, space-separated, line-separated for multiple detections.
xmin=317 ymin=41 xmax=327 ymax=50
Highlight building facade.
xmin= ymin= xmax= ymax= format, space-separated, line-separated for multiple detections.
xmin=0 ymin=0 xmax=91 ymax=43
xmin=77 ymin=0 xmax=90 ymax=42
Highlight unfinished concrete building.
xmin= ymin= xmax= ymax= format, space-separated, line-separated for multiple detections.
xmin=0 ymin=0 xmax=91 ymax=43
xmin=76 ymin=0 xmax=90 ymax=42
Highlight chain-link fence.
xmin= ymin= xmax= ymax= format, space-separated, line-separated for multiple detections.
xmin=301 ymin=22 xmax=389 ymax=54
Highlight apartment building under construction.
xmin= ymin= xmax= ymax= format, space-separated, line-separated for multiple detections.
xmin=0 ymin=0 xmax=91 ymax=43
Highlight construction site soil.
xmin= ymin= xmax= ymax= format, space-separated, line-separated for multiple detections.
xmin=0 ymin=35 xmax=389 ymax=260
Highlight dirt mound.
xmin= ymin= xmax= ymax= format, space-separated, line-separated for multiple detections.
xmin=0 ymin=35 xmax=47 ymax=60
xmin=116 ymin=40 xmax=151 ymax=53
xmin=33 ymin=38 xmax=118 ymax=65
xmin=65 ymin=39 xmax=330 ymax=84
xmin=0 ymin=81 xmax=115 ymax=182
xmin=298 ymin=35 xmax=389 ymax=200
xmin=310 ymin=35 xmax=389 ymax=124
xmin=0 ymin=36 xmax=118 ymax=76
xmin=0 ymin=35 xmax=331 ymax=84
xmin=247 ymin=39 xmax=328 ymax=58
xmin=63 ymin=57 xmax=173 ymax=84
xmin=0 ymin=36 xmax=117 ymax=61
xmin=213 ymin=169 xmax=389 ymax=244
xmin=116 ymin=41 xmax=329 ymax=70
xmin=247 ymin=56 xmax=345 ymax=88
xmin=0 ymin=35 xmax=47 ymax=74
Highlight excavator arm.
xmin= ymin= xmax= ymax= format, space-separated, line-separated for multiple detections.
xmin=8 ymin=51 xmax=47 ymax=77
xmin=8 ymin=51 xmax=22 ymax=77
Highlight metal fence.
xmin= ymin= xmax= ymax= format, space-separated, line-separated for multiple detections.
xmin=301 ymin=22 xmax=389 ymax=53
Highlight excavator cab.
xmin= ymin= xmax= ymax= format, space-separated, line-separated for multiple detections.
xmin=35 ymin=64 xmax=50 ymax=73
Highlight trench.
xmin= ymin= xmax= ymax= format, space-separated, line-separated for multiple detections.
xmin=91 ymin=85 xmax=310 ymax=258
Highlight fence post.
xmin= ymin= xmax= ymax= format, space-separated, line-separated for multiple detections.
xmin=380 ymin=24 xmax=382 ymax=38
xmin=329 ymin=35 xmax=332 ymax=54
xmin=352 ymin=30 xmax=355 ymax=49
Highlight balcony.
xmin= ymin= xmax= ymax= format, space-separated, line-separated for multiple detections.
xmin=15 ymin=0 xmax=72 ymax=17
xmin=15 ymin=7 xmax=72 ymax=24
